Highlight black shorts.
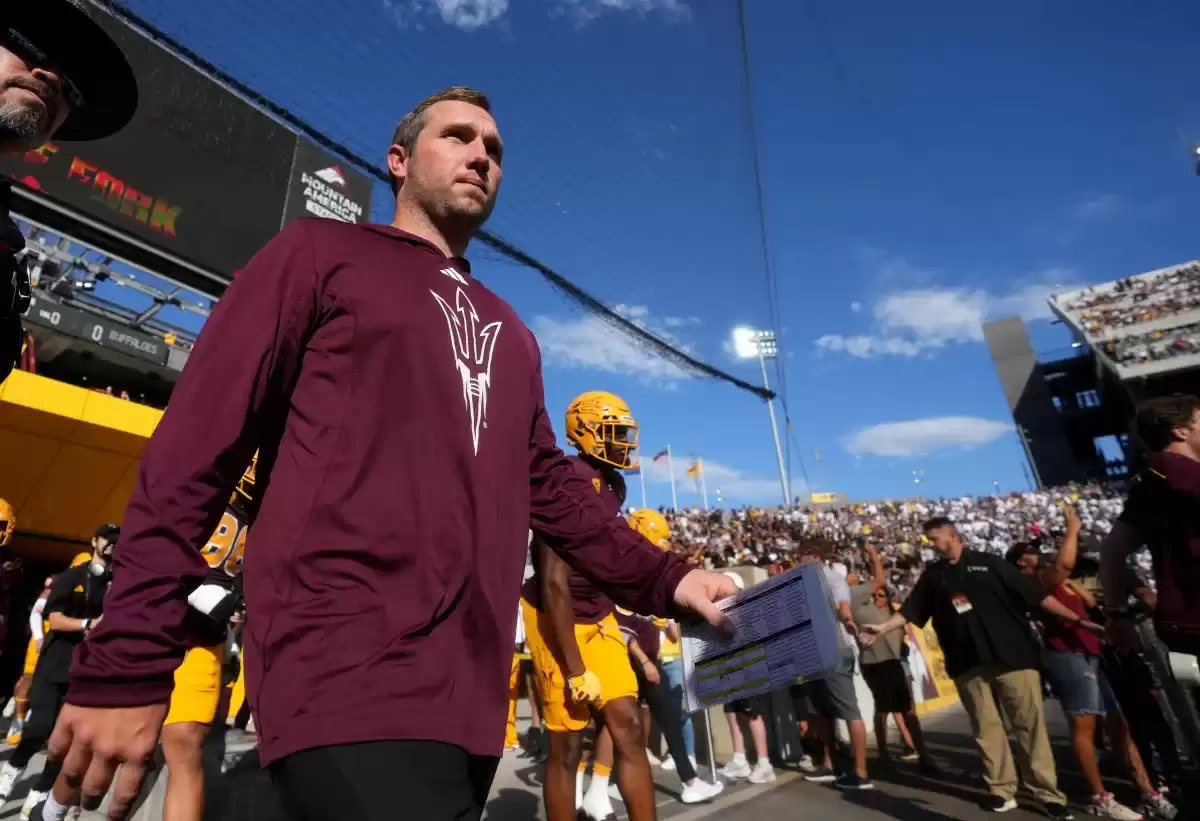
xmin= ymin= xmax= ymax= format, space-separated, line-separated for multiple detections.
xmin=861 ymin=659 xmax=912 ymax=714
xmin=270 ymin=740 xmax=499 ymax=821
xmin=723 ymin=694 xmax=770 ymax=717
xmin=789 ymin=683 xmax=814 ymax=719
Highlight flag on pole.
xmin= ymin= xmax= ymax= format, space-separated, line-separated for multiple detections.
xmin=686 ymin=460 xmax=703 ymax=478
xmin=652 ymin=449 xmax=670 ymax=463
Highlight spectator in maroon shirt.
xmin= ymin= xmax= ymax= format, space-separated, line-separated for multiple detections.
xmin=46 ymin=87 xmax=738 ymax=821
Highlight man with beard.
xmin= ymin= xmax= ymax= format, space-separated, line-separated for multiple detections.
xmin=0 ymin=3 xmax=138 ymax=382
xmin=50 ymin=87 xmax=739 ymax=821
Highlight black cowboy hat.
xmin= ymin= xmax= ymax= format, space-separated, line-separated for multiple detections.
xmin=6 ymin=0 xmax=139 ymax=141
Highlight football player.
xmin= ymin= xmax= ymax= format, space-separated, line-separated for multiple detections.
xmin=159 ymin=455 xmax=256 ymax=821
xmin=521 ymin=392 xmax=657 ymax=821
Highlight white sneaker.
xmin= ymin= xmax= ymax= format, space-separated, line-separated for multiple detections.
xmin=797 ymin=754 xmax=816 ymax=773
xmin=749 ymin=759 xmax=776 ymax=784
xmin=1086 ymin=793 xmax=1144 ymax=820
xmin=719 ymin=758 xmax=751 ymax=779
xmin=1139 ymin=791 xmax=1177 ymax=820
xmin=67 ymin=807 xmax=83 ymax=821
xmin=0 ymin=763 xmax=21 ymax=801
xmin=19 ymin=789 xmax=47 ymax=820
xmin=680 ymin=778 xmax=724 ymax=804
xmin=581 ymin=787 xmax=616 ymax=820
xmin=2 ymin=698 xmax=14 ymax=719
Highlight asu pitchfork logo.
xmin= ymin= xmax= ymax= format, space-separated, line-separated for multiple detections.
xmin=431 ymin=286 xmax=502 ymax=455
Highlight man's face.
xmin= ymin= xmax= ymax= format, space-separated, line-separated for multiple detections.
xmin=390 ymin=100 xmax=503 ymax=232
xmin=0 ymin=45 xmax=70 ymax=150
xmin=1174 ymin=409 xmax=1200 ymax=454
xmin=1016 ymin=552 xmax=1040 ymax=577
xmin=91 ymin=536 xmax=113 ymax=566
xmin=926 ymin=525 xmax=960 ymax=556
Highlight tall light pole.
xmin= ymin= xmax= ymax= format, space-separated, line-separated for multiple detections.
xmin=732 ymin=327 xmax=790 ymax=506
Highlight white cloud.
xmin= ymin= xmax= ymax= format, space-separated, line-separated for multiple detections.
xmin=384 ymin=0 xmax=688 ymax=29
xmin=843 ymin=417 xmax=1012 ymax=457
xmin=638 ymin=456 xmax=801 ymax=504
xmin=382 ymin=0 xmax=509 ymax=29
xmin=1073 ymin=193 xmax=1122 ymax=222
xmin=850 ymin=301 xmax=863 ymax=312
xmin=555 ymin=0 xmax=692 ymax=24
xmin=814 ymin=264 xmax=1081 ymax=359
xmin=531 ymin=305 xmax=697 ymax=383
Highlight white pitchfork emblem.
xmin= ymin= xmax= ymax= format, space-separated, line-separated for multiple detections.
xmin=431 ymin=287 xmax=502 ymax=455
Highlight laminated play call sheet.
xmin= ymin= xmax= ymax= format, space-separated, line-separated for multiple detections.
xmin=681 ymin=563 xmax=845 ymax=712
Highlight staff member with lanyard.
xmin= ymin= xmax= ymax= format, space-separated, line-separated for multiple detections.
xmin=864 ymin=517 xmax=1098 ymax=819
xmin=0 ymin=525 xmax=118 ymax=817
xmin=0 ymin=1 xmax=138 ymax=381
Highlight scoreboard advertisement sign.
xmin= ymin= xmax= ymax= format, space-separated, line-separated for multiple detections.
xmin=25 ymin=291 xmax=169 ymax=368
xmin=0 ymin=7 xmax=371 ymax=282
xmin=282 ymin=141 xmax=374 ymax=228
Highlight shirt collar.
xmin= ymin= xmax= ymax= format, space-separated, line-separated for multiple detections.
xmin=361 ymin=223 xmax=472 ymax=277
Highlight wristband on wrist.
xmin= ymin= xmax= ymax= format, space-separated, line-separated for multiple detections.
xmin=82 ymin=619 xmax=90 ymax=630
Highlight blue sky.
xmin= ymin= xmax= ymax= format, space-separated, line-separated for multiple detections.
xmin=109 ymin=0 xmax=1200 ymax=507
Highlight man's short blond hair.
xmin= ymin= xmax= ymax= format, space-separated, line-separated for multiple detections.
xmin=388 ymin=87 xmax=492 ymax=193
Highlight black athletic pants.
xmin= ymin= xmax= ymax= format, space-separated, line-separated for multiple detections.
xmin=270 ymin=740 xmax=500 ymax=821
xmin=635 ymin=661 xmax=697 ymax=783
xmin=11 ymin=673 xmax=68 ymax=792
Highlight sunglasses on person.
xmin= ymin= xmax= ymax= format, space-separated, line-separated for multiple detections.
xmin=2 ymin=28 xmax=85 ymax=111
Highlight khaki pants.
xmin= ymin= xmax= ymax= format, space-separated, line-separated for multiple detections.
xmin=956 ymin=665 xmax=1065 ymax=805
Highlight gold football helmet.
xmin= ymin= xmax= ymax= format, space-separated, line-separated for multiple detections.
xmin=0 ymin=499 xmax=14 ymax=549
xmin=565 ymin=391 xmax=639 ymax=470
xmin=628 ymin=508 xmax=670 ymax=550
xmin=230 ymin=452 xmax=259 ymax=512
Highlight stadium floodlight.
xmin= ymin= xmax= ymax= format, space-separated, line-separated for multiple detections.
xmin=731 ymin=326 xmax=790 ymax=507
xmin=1193 ymin=143 xmax=1200 ymax=176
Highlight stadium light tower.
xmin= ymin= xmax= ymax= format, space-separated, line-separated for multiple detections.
xmin=732 ymin=326 xmax=790 ymax=507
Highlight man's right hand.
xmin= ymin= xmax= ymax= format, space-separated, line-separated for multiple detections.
xmin=567 ymin=670 xmax=603 ymax=704
xmin=48 ymin=702 xmax=169 ymax=819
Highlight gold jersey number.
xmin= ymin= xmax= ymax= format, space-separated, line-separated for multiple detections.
xmin=200 ymin=511 xmax=247 ymax=578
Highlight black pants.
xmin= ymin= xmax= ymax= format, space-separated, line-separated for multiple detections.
xmin=11 ymin=674 xmax=67 ymax=770
xmin=636 ymin=661 xmax=697 ymax=783
xmin=270 ymin=740 xmax=499 ymax=821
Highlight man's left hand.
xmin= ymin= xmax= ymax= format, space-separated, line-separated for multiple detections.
xmin=672 ymin=569 xmax=740 ymax=637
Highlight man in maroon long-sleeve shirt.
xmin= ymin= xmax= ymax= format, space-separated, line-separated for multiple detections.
xmin=47 ymin=87 xmax=738 ymax=821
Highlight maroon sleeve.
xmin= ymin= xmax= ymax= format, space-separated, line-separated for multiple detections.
xmin=527 ymin=355 xmax=690 ymax=617
xmin=67 ymin=221 xmax=320 ymax=708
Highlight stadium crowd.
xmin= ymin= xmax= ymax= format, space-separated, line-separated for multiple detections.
xmin=1058 ymin=263 xmax=1200 ymax=339
xmin=661 ymin=481 xmax=1134 ymax=579
xmin=1101 ymin=322 xmax=1200 ymax=367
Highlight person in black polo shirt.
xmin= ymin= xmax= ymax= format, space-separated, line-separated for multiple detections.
xmin=864 ymin=517 xmax=1096 ymax=819
xmin=0 ymin=524 xmax=117 ymax=815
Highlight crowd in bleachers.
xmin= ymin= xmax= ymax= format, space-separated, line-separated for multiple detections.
xmin=1058 ymin=263 xmax=1200 ymax=338
xmin=1101 ymin=322 xmax=1200 ymax=366
xmin=660 ymin=482 xmax=1136 ymax=595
